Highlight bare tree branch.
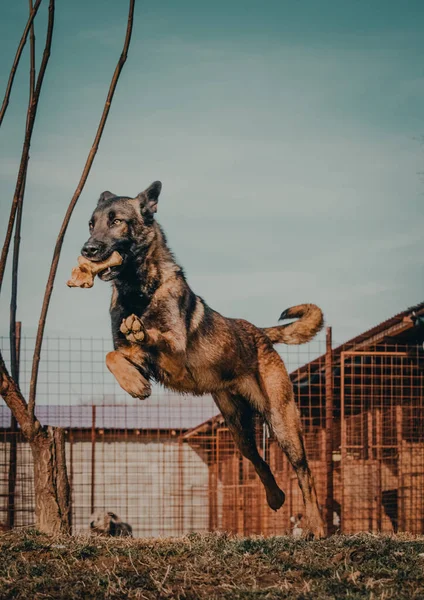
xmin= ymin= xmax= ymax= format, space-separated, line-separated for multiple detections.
xmin=10 ymin=1 xmax=37 ymax=382
xmin=0 ymin=0 xmax=42 ymax=127
xmin=28 ymin=0 xmax=136 ymax=417
xmin=0 ymin=0 xmax=54 ymax=297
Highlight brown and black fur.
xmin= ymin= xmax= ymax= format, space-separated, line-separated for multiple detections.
xmin=81 ymin=181 xmax=325 ymax=538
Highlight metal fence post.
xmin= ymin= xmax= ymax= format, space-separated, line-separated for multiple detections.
xmin=90 ymin=405 xmax=96 ymax=514
xmin=178 ymin=436 xmax=184 ymax=534
xmin=69 ymin=428 xmax=74 ymax=532
xmin=325 ymin=326 xmax=334 ymax=535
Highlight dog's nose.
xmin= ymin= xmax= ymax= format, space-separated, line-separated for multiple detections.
xmin=82 ymin=243 xmax=99 ymax=259
xmin=90 ymin=522 xmax=95 ymax=529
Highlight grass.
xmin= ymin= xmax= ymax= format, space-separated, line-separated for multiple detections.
xmin=0 ymin=529 xmax=423 ymax=599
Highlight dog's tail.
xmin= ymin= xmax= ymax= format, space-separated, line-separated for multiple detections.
xmin=262 ymin=303 xmax=324 ymax=345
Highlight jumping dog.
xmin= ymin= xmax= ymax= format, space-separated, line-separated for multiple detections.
xmin=81 ymin=181 xmax=325 ymax=538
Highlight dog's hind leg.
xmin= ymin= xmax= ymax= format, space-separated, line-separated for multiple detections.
xmin=255 ymin=347 xmax=325 ymax=538
xmin=212 ymin=390 xmax=285 ymax=511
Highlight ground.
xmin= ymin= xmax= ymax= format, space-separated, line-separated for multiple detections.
xmin=0 ymin=530 xmax=423 ymax=599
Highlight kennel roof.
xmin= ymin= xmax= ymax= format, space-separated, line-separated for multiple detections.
xmin=0 ymin=397 xmax=219 ymax=431
xmin=291 ymin=299 xmax=424 ymax=387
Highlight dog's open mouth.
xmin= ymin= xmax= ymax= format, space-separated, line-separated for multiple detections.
xmin=98 ymin=265 xmax=121 ymax=281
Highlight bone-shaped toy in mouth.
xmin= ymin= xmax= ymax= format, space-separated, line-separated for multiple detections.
xmin=67 ymin=251 xmax=123 ymax=288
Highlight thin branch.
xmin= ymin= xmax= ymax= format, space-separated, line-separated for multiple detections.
xmin=0 ymin=0 xmax=55 ymax=296
xmin=9 ymin=184 xmax=24 ymax=382
xmin=10 ymin=1 xmax=37 ymax=382
xmin=0 ymin=0 xmax=43 ymax=127
xmin=28 ymin=0 xmax=136 ymax=417
xmin=29 ymin=0 xmax=37 ymax=97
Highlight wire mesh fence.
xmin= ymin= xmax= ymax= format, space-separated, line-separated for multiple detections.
xmin=339 ymin=349 xmax=424 ymax=534
xmin=0 ymin=333 xmax=423 ymax=537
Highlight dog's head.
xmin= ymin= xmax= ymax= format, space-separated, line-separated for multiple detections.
xmin=89 ymin=511 xmax=122 ymax=535
xmin=81 ymin=181 xmax=162 ymax=281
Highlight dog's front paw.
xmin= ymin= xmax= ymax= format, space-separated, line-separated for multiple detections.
xmin=118 ymin=369 xmax=151 ymax=400
xmin=127 ymin=376 xmax=151 ymax=400
xmin=106 ymin=351 xmax=151 ymax=400
xmin=120 ymin=314 xmax=145 ymax=343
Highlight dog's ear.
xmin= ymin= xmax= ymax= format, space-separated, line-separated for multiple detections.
xmin=98 ymin=191 xmax=116 ymax=205
xmin=137 ymin=181 xmax=162 ymax=218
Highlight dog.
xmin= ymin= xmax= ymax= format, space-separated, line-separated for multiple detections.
xmin=89 ymin=511 xmax=133 ymax=537
xmin=80 ymin=181 xmax=325 ymax=538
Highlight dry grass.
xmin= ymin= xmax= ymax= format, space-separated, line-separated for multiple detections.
xmin=0 ymin=529 xmax=423 ymax=599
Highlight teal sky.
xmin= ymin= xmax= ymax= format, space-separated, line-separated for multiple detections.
xmin=0 ymin=0 xmax=423 ymax=347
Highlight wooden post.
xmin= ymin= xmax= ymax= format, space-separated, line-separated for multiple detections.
xmin=7 ymin=321 xmax=21 ymax=528
xmin=325 ymin=326 xmax=334 ymax=535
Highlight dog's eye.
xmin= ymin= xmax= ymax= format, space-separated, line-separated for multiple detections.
xmin=112 ymin=219 xmax=122 ymax=226
xmin=89 ymin=222 xmax=94 ymax=230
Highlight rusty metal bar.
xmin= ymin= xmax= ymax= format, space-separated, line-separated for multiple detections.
xmin=7 ymin=321 xmax=21 ymax=528
xmin=340 ymin=351 xmax=346 ymax=532
xmin=341 ymin=351 xmax=409 ymax=357
xmin=69 ymin=428 xmax=74 ymax=533
xmin=375 ymin=408 xmax=382 ymax=531
xmin=396 ymin=402 xmax=404 ymax=531
xmin=90 ymin=405 xmax=96 ymax=514
xmin=208 ymin=434 xmax=218 ymax=531
xmin=325 ymin=326 xmax=334 ymax=535
xmin=178 ymin=436 xmax=184 ymax=533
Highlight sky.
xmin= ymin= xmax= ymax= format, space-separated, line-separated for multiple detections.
xmin=0 ymin=0 xmax=423 ymax=354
